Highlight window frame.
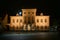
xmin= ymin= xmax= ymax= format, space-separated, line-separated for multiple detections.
xmin=37 ymin=19 xmax=39 ymax=23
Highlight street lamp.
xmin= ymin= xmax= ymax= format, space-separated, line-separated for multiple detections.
xmin=19 ymin=12 xmax=22 ymax=16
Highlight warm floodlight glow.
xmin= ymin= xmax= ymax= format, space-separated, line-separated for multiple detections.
xmin=9 ymin=9 xmax=50 ymax=31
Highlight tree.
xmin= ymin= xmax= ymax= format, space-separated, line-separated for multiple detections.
xmin=1 ymin=14 xmax=8 ymax=30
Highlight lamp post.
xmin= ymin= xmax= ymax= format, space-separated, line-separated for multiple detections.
xmin=19 ymin=12 xmax=22 ymax=16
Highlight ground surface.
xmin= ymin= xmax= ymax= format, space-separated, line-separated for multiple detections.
xmin=0 ymin=32 xmax=60 ymax=40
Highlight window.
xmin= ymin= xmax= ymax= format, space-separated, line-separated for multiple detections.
xmin=24 ymin=12 xmax=26 ymax=14
xmin=37 ymin=19 xmax=39 ymax=22
xmin=41 ymin=19 xmax=43 ymax=23
xmin=45 ymin=19 xmax=47 ymax=23
xmin=20 ymin=19 xmax=22 ymax=22
xmin=45 ymin=26 xmax=47 ymax=29
xmin=19 ymin=27 xmax=21 ymax=29
xmin=32 ymin=12 xmax=34 ymax=14
xmin=37 ymin=26 xmax=39 ymax=28
xmin=28 ymin=12 xmax=30 ymax=14
xmin=41 ymin=26 xmax=43 ymax=29
xmin=17 ymin=26 xmax=18 ymax=29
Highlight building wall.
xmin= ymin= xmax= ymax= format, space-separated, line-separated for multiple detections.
xmin=9 ymin=9 xmax=50 ymax=31
xmin=10 ymin=16 xmax=24 ymax=30
xmin=22 ymin=9 xmax=36 ymax=24
xmin=35 ymin=16 xmax=50 ymax=30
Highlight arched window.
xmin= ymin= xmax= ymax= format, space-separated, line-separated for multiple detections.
xmin=32 ymin=12 xmax=34 ymax=14
xmin=28 ymin=12 xmax=30 ymax=14
xmin=41 ymin=26 xmax=43 ymax=29
xmin=20 ymin=19 xmax=22 ymax=22
xmin=45 ymin=19 xmax=47 ymax=23
xmin=37 ymin=19 xmax=39 ymax=22
xmin=45 ymin=26 xmax=47 ymax=29
xmin=24 ymin=12 xmax=26 ymax=14
xmin=16 ymin=26 xmax=18 ymax=29
xmin=37 ymin=26 xmax=39 ymax=29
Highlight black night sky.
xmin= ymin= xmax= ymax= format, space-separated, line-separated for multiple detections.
xmin=0 ymin=0 xmax=60 ymax=26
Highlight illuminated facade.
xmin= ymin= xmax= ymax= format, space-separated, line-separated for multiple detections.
xmin=10 ymin=13 xmax=24 ymax=30
xmin=9 ymin=9 xmax=50 ymax=31
xmin=22 ymin=9 xmax=36 ymax=24
xmin=35 ymin=13 xmax=50 ymax=30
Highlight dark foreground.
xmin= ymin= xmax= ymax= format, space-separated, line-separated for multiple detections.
xmin=0 ymin=32 xmax=60 ymax=40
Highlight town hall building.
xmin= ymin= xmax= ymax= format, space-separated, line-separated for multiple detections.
xmin=8 ymin=9 xmax=50 ymax=31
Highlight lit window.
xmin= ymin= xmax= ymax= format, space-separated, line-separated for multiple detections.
xmin=24 ymin=12 xmax=26 ymax=14
xmin=37 ymin=26 xmax=39 ymax=28
xmin=19 ymin=27 xmax=21 ymax=29
xmin=37 ymin=19 xmax=39 ymax=22
xmin=20 ymin=19 xmax=22 ymax=22
xmin=41 ymin=26 xmax=43 ymax=29
xmin=32 ymin=12 xmax=34 ymax=14
xmin=17 ymin=26 xmax=18 ymax=29
xmin=45 ymin=19 xmax=47 ymax=23
xmin=28 ymin=12 xmax=30 ymax=14
xmin=45 ymin=26 xmax=47 ymax=29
